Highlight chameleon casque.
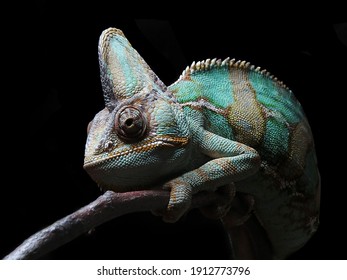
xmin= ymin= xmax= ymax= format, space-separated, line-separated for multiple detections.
xmin=83 ymin=27 xmax=320 ymax=259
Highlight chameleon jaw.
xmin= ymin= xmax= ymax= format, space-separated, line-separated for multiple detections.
xmin=83 ymin=135 xmax=189 ymax=168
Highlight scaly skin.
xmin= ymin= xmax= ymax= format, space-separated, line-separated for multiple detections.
xmin=83 ymin=28 xmax=320 ymax=259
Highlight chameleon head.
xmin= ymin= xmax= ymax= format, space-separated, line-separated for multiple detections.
xmin=83 ymin=28 xmax=191 ymax=191
xmin=83 ymin=93 xmax=191 ymax=191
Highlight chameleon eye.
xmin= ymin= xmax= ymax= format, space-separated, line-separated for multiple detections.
xmin=115 ymin=106 xmax=147 ymax=142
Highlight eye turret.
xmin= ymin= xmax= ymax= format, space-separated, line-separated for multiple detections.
xmin=115 ymin=106 xmax=147 ymax=142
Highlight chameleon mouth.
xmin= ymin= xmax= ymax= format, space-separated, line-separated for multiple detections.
xmin=83 ymin=135 xmax=189 ymax=167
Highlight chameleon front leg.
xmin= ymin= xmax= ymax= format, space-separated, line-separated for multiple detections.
xmin=162 ymin=129 xmax=261 ymax=223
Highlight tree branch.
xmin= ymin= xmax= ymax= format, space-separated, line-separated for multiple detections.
xmin=3 ymin=189 xmax=227 ymax=260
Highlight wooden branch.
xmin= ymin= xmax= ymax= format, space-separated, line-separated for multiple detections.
xmin=3 ymin=189 xmax=226 ymax=260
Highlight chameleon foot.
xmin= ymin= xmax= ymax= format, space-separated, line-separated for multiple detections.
xmin=199 ymin=184 xmax=236 ymax=219
xmin=159 ymin=179 xmax=193 ymax=223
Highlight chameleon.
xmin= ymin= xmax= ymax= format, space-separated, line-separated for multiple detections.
xmin=83 ymin=27 xmax=320 ymax=259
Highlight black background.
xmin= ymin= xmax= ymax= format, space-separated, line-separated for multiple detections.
xmin=1 ymin=4 xmax=346 ymax=260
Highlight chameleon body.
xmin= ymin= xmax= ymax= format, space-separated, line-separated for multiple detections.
xmin=84 ymin=28 xmax=320 ymax=259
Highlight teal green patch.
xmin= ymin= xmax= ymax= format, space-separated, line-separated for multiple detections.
xmin=202 ymin=108 xmax=234 ymax=140
xmin=262 ymin=117 xmax=289 ymax=164
xmin=153 ymin=100 xmax=181 ymax=136
xmin=169 ymin=80 xmax=201 ymax=103
xmin=248 ymin=71 xmax=303 ymax=124
xmin=110 ymin=36 xmax=141 ymax=97
xmin=169 ymin=67 xmax=233 ymax=109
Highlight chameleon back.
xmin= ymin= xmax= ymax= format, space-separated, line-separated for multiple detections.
xmin=169 ymin=59 xmax=320 ymax=258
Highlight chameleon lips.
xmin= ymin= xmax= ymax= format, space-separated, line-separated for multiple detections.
xmin=83 ymin=135 xmax=189 ymax=167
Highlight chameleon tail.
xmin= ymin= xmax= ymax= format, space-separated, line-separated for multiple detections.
xmin=221 ymin=194 xmax=273 ymax=259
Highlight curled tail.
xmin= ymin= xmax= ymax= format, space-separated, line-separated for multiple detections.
xmin=221 ymin=193 xmax=273 ymax=259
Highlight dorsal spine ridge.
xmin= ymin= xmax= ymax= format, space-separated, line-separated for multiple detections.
xmin=178 ymin=57 xmax=291 ymax=91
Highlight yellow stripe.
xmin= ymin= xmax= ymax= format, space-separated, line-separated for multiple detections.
xmin=228 ymin=68 xmax=266 ymax=147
